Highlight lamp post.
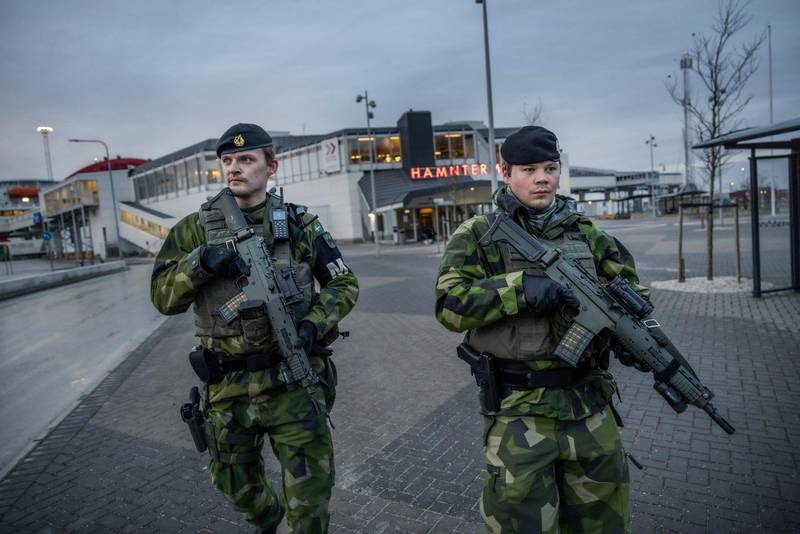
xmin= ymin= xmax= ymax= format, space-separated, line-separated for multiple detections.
xmin=355 ymin=91 xmax=380 ymax=257
xmin=69 ymin=138 xmax=121 ymax=258
xmin=475 ymin=0 xmax=498 ymax=198
xmin=36 ymin=126 xmax=55 ymax=182
xmin=679 ymin=52 xmax=693 ymax=187
xmin=768 ymin=24 xmax=776 ymax=217
xmin=36 ymin=126 xmax=56 ymax=268
xmin=645 ymin=135 xmax=657 ymax=217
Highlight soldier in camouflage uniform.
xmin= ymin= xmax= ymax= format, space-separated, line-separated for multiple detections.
xmin=151 ymin=123 xmax=358 ymax=533
xmin=435 ymin=126 xmax=648 ymax=533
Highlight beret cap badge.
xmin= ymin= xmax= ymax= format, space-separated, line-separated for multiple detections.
xmin=216 ymin=123 xmax=273 ymax=157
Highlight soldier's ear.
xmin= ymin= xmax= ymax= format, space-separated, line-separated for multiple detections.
xmin=267 ymin=159 xmax=279 ymax=176
xmin=500 ymin=164 xmax=512 ymax=182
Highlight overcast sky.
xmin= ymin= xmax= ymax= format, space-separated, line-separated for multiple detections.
xmin=1 ymin=0 xmax=798 ymax=185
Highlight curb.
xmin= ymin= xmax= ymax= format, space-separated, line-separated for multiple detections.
xmin=0 ymin=261 xmax=128 ymax=300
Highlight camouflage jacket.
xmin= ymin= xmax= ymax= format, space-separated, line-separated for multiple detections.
xmin=435 ymin=186 xmax=648 ymax=420
xmin=151 ymin=195 xmax=359 ymax=402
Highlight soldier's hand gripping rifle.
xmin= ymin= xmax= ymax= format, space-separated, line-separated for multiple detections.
xmin=479 ymin=212 xmax=735 ymax=434
xmin=205 ymin=188 xmax=323 ymax=415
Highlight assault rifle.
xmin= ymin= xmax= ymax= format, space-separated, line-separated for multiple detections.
xmin=479 ymin=212 xmax=735 ymax=434
xmin=205 ymin=188 xmax=323 ymax=415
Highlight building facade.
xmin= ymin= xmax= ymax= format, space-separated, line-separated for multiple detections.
xmin=39 ymin=158 xmax=147 ymax=259
xmin=126 ymin=112 xmax=571 ymax=251
xmin=0 ymin=178 xmax=58 ymax=257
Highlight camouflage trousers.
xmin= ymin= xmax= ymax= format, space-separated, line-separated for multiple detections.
xmin=480 ymin=405 xmax=630 ymax=534
xmin=207 ymin=387 xmax=334 ymax=533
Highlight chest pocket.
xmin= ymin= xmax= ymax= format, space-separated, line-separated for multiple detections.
xmin=202 ymin=212 xmax=231 ymax=246
xmin=467 ymin=231 xmax=600 ymax=366
xmin=559 ymin=233 xmax=598 ymax=282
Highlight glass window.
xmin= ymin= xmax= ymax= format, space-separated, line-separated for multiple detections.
xmin=351 ymin=137 xmax=375 ymax=163
xmin=205 ymin=156 xmax=222 ymax=184
xmin=463 ymin=134 xmax=475 ymax=159
xmin=435 ymin=133 xmax=468 ymax=161
xmin=186 ymin=158 xmax=199 ymax=189
xmin=160 ymin=167 xmax=172 ymax=196
xmin=193 ymin=155 xmax=203 ymax=187
xmin=175 ymin=160 xmax=187 ymax=193
xmin=374 ymin=136 xmax=393 ymax=163
xmin=390 ymin=136 xmax=401 ymax=162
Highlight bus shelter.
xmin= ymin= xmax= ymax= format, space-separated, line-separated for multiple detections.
xmin=694 ymin=117 xmax=800 ymax=296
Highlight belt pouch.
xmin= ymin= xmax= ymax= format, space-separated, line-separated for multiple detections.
xmin=189 ymin=347 xmax=224 ymax=385
xmin=239 ymin=299 xmax=270 ymax=349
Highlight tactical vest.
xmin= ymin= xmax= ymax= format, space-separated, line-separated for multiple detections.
xmin=466 ymin=221 xmax=610 ymax=369
xmin=192 ymin=196 xmax=314 ymax=342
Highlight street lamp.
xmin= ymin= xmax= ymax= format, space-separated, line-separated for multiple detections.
xmin=36 ymin=126 xmax=55 ymax=182
xmin=355 ymin=91 xmax=380 ymax=257
xmin=475 ymin=0 xmax=498 ymax=197
xmin=69 ymin=138 xmax=121 ymax=258
xmin=645 ymin=135 xmax=658 ymax=217
xmin=679 ymin=52 xmax=693 ymax=187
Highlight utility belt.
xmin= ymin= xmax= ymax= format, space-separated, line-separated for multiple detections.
xmin=189 ymin=346 xmax=282 ymax=385
xmin=456 ymin=342 xmax=588 ymax=412
xmin=188 ymin=345 xmax=334 ymax=386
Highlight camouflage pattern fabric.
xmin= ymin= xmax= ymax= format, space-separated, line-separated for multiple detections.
xmin=208 ymin=387 xmax=333 ymax=533
xmin=151 ymin=196 xmax=359 ymax=404
xmin=435 ymin=186 xmax=644 ymax=531
xmin=436 ymin=186 xmax=647 ymax=420
xmin=150 ymin=196 xmax=357 ymax=532
xmin=481 ymin=406 xmax=630 ymax=533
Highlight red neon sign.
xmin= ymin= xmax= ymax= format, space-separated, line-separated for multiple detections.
xmin=410 ymin=163 xmax=503 ymax=180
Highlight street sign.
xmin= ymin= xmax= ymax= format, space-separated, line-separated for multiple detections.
xmin=42 ymin=231 xmax=52 ymax=241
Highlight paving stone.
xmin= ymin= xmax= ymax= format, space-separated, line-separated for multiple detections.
xmin=0 ymin=237 xmax=798 ymax=532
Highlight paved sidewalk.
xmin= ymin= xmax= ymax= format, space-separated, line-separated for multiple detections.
xmin=0 ymin=236 xmax=799 ymax=532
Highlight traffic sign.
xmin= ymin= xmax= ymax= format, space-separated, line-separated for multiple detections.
xmin=42 ymin=231 xmax=52 ymax=241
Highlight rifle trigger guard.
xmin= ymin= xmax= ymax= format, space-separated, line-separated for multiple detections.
xmin=642 ymin=319 xmax=660 ymax=328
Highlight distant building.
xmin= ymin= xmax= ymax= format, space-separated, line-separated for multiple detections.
xmin=39 ymin=157 xmax=147 ymax=259
xmin=569 ymin=166 xmax=683 ymax=217
xmin=0 ymin=178 xmax=58 ymax=257
xmin=124 ymin=112 xmax=560 ymax=252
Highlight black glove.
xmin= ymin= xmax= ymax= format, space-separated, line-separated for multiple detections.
xmin=522 ymin=273 xmax=581 ymax=317
xmin=200 ymin=246 xmax=250 ymax=278
xmin=295 ymin=321 xmax=317 ymax=354
xmin=613 ymin=345 xmax=652 ymax=373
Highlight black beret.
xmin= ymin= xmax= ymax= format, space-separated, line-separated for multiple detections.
xmin=215 ymin=123 xmax=273 ymax=157
xmin=500 ymin=126 xmax=561 ymax=165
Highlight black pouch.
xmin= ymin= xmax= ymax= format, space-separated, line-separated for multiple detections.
xmin=238 ymin=300 xmax=269 ymax=348
xmin=180 ymin=386 xmax=208 ymax=453
xmin=320 ymin=356 xmax=338 ymax=413
xmin=189 ymin=347 xmax=224 ymax=385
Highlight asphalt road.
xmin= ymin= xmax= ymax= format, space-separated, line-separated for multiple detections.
xmin=0 ymin=264 xmax=166 ymax=477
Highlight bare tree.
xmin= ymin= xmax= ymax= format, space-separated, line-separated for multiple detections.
xmin=666 ymin=0 xmax=765 ymax=279
xmin=522 ymin=100 xmax=545 ymax=126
